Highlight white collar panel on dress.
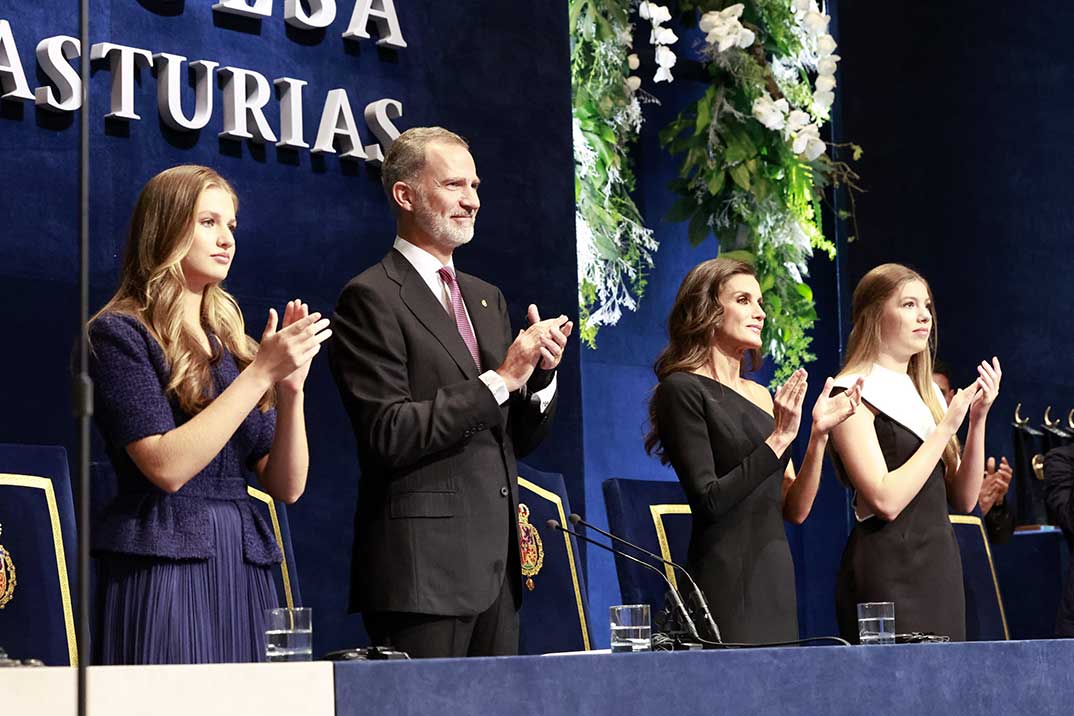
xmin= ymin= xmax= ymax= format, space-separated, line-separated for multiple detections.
xmin=834 ymin=363 xmax=944 ymax=443
xmin=834 ymin=363 xmax=946 ymax=522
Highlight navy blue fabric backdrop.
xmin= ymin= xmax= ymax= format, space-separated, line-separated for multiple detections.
xmin=835 ymin=1 xmax=1074 ymax=463
xmin=1 ymin=1 xmax=578 ymax=657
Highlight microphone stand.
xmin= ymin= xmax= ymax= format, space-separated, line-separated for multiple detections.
xmin=569 ymin=513 xmax=722 ymax=643
xmin=545 ymin=520 xmax=703 ymax=647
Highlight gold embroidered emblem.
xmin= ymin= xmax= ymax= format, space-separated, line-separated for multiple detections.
xmin=0 ymin=523 xmax=15 ymax=609
xmin=517 ymin=503 xmax=544 ymax=591
xmin=480 ymin=299 xmax=488 ymax=308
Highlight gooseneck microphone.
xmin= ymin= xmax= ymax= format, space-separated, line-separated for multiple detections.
xmin=568 ymin=513 xmax=722 ymax=643
xmin=545 ymin=519 xmax=702 ymax=643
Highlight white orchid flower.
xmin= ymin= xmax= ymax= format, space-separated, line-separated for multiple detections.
xmin=813 ymin=90 xmax=835 ymax=111
xmin=815 ymin=75 xmax=836 ymax=92
xmin=654 ymin=65 xmax=674 ymax=83
xmin=785 ymin=109 xmax=811 ymax=134
xmin=817 ymin=34 xmax=838 ymax=57
xmin=627 ymin=54 xmax=640 ymax=70
xmin=804 ymin=11 xmax=830 ymax=35
xmin=793 ymin=0 xmax=813 ymax=13
xmin=625 ymin=76 xmax=642 ymax=92
xmin=737 ymin=28 xmax=756 ymax=48
xmin=752 ymin=96 xmax=787 ymax=131
xmin=803 ymin=135 xmax=827 ymax=160
xmin=722 ymin=3 xmax=745 ymax=20
xmin=639 ymin=1 xmax=652 ymax=20
xmin=619 ymin=28 xmax=633 ymax=45
xmin=651 ymin=26 xmax=679 ymax=45
xmin=655 ymin=45 xmax=677 ymax=68
xmin=648 ymin=4 xmax=672 ymax=24
xmin=817 ymin=55 xmax=840 ymax=77
xmin=699 ymin=13 xmax=721 ymax=33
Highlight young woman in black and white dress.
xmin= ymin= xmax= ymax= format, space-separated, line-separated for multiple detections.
xmin=828 ymin=263 xmax=1001 ymax=641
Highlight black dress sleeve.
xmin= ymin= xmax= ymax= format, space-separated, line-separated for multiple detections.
xmin=1044 ymin=445 xmax=1074 ymax=536
xmin=654 ymin=375 xmax=784 ymax=522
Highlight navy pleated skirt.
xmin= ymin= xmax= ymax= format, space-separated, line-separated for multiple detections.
xmin=95 ymin=501 xmax=279 ymax=665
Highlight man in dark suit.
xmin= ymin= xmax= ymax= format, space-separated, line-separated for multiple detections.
xmin=329 ymin=126 xmax=571 ymax=657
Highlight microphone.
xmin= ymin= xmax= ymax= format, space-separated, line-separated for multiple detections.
xmin=545 ymin=519 xmax=702 ymax=644
xmin=569 ymin=513 xmax=722 ymax=643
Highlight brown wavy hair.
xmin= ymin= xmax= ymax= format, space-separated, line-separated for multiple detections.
xmin=842 ymin=263 xmax=958 ymax=469
xmin=90 ymin=165 xmax=272 ymax=415
xmin=644 ymin=257 xmax=761 ymax=462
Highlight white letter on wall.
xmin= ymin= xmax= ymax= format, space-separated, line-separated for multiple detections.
xmin=212 ymin=0 xmax=273 ymax=19
xmin=285 ymin=0 xmax=336 ymax=30
xmin=363 ymin=98 xmax=402 ymax=165
xmin=274 ymin=77 xmax=309 ymax=149
xmin=35 ymin=36 xmax=81 ymax=112
xmin=343 ymin=0 xmax=407 ymax=49
xmin=312 ymin=88 xmax=368 ymax=160
xmin=0 ymin=19 xmax=35 ymax=101
xmin=218 ymin=66 xmax=278 ymax=143
xmin=90 ymin=42 xmax=154 ymax=120
xmin=154 ymin=53 xmax=218 ymax=131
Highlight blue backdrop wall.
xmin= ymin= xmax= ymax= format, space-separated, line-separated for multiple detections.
xmin=1 ymin=0 xmax=579 ymax=657
xmin=834 ymin=0 xmax=1074 ymax=471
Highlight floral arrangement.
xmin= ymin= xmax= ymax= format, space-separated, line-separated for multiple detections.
xmin=661 ymin=0 xmax=860 ymax=380
xmin=571 ymin=1 xmax=677 ymax=348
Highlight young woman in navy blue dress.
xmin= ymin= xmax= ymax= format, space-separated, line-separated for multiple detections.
xmin=89 ymin=165 xmax=332 ymax=664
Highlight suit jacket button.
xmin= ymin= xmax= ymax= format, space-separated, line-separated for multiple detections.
xmin=499 ymin=486 xmax=509 ymax=497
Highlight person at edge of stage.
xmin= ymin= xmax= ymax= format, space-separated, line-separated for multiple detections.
xmin=644 ymin=257 xmax=864 ymax=643
xmin=828 ymin=263 xmax=1001 ymax=642
xmin=88 ymin=165 xmax=331 ymax=664
xmin=328 ymin=126 xmax=571 ymax=658
xmin=933 ymin=359 xmax=1014 ymax=543
xmin=1043 ymin=441 xmax=1074 ymax=637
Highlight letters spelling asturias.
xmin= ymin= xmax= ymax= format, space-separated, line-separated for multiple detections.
xmin=0 ymin=0 xmax=406 ymax=164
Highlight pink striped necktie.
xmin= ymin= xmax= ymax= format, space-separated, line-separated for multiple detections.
xmin=437 ymin=266 xmax=481 ymax=369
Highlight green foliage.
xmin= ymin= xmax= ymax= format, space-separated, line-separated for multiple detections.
xmin=571 ymin=0 xmax=657 ymax=348
xmin=659 ymin=1 xmax=860 ymax=384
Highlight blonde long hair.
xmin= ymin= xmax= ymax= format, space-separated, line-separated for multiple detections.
xmin=91 ymin=165 xmax=272 ymax=415
xmin=843 ymin=263 xmax=958 ymax=469
xmin=645 ymin=257 xmax=761 ymax=462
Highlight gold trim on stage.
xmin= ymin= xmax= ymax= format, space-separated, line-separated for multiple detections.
xmin=517 ymin=476 xmax=591 ymax=650
xmin=649 ymin=504 xmax=692 ymax=591
xmin=0 ymin=473 xmax=77 ymax=665
xmin=246 ymin=486 xmax=295 ymax=610
xmin=949 ymin=514 xmax=1010 ymax=640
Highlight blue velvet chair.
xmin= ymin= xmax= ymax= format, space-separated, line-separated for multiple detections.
xmin=246 ymin=486 xmax=303 ymax=609
xmin=516 ymin=463 xmax=594 ymax=654
xmin=992 ymin=527 xmax=1068 ymax=638
xmin=949 ymin=514 xmax=1009 ymax=641
xmin=0 ymin=443 xmax=78 ymax=665
xmin=602 ymin=478 xmax=691 ymax=609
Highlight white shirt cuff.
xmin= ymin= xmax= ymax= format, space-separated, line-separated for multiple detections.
xmin=532 ymin=372 xmax=557 ymax=413
xmin=479 ymin=370 xmax=510 ymax=406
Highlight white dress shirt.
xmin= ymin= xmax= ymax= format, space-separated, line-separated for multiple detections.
xmin=393 ymin=237 xmax=557 ymax=411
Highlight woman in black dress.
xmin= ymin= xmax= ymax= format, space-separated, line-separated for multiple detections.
xmin=645 ymin=258 xmax=862 ymax=643
xmin=828 ymin=263 xmax=1001 ymax=641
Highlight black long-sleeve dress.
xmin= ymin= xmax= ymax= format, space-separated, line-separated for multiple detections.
xmin=1043 ymin=444 xmax=1074 ymax=636
xmin=653 ymin=372 xmax=796 ymax=643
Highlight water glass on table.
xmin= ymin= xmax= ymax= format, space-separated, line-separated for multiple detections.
xmin=609 ymin=604 xmax=651 ymax=653
xmin=264 ymin=607 xmax=313 ymax=662
xmin=857 ymin=602 xmax=895 ymax=645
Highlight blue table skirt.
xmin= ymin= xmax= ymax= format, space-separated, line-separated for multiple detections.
xmin=334 ymin=639 xmax=1074 ymax=715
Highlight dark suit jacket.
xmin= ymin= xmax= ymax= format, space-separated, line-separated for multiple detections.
xmin=1043 ymin=444 xmax=1074 ymax=637
xmin=329 ymin=248 xmax=556 ymax=616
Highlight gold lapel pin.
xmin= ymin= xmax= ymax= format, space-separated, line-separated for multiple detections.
xmin=481 ymin=299 xmax=488 ymax=308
